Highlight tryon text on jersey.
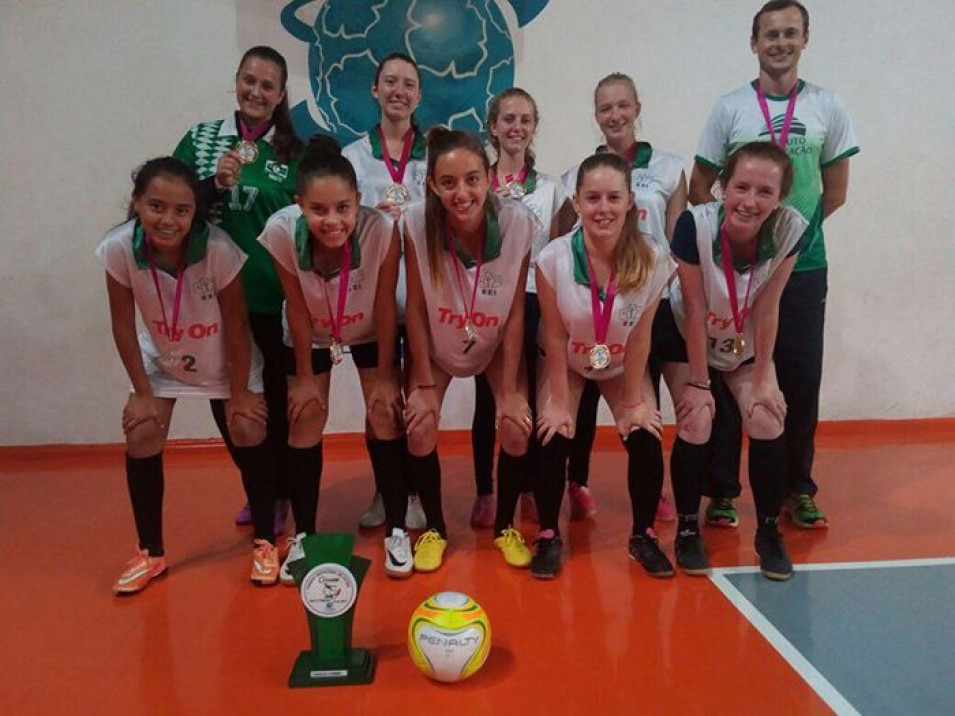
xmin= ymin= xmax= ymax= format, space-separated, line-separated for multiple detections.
xmin=151 ymin=321 xmax=219 ymax=341
xmin=437 ymin=308 xmax=500 ymax=329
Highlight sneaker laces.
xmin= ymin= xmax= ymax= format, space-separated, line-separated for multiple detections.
xmin=253 ymin=540 xmax=278 ymax=566
xmin=714 ymin=497 xmax=735 ymax=512
xmin=497 ymin=527 xmax=526 ymax=546
xmin=793 ymin=493 xmax=821 ymax=515
xmin=415 ymin=529 xmax=444 ymax=550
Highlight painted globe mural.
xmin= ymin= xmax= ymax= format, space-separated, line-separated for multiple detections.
xmin=281 ymin=0 xmax=549 ymax=143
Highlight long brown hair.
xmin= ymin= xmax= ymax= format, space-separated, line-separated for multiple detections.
xmin=575 ymin=153 xmax=654 ymax=292
xmin=424 ymin=128 xmax=491 ymax=290
xmin=486 ymin=87 xmax=539 ymax=172
xmin=237 ymin=46 xmax=303 ymax=165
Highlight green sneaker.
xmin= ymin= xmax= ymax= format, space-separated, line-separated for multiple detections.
xmin=705 ymin=497 xmax=739 ymax=528
xmin=784 ymin=493 xmax=829 ymax=529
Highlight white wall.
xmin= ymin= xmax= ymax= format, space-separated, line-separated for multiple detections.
xmin=1 ymin=0 xmax=953 ymax=446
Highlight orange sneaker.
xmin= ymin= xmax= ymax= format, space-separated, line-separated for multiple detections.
xmin=113 ymin=550 xmax=167 ymax=595
xmin=250 ymin=539 xmax=279 ymax=586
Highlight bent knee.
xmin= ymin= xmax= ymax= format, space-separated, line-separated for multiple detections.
xmin=229 ymin=415 xmax=266 ymax=448
xmin=744 ymin=405 xmax=784 ymax=441
xmin=289 ymin=401 xmax=327 ymax=448
xmin=677 ymin=410 xmax=712 ymax=445
xmin=406 ymin=415 xmax=437 ymax=457
xmin=126 ymin=422 xmax=165 ymax=458
xmin=499 ymin=421 xmax=529 ymax=457
xmin=367 ymin=409 xmax=402 ymax=442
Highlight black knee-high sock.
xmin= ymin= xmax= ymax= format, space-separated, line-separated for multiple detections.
xmin=472 ymin=375 xmax=497 ymax=496
xmin=233 ymin=441 xmax=275 ymax=543
xmin=287 ymin=443 xmax=323 ymax=534
xmin=368 ymin=437 xmax=409 ymax=533
xmin=671 ymin=437 xmax=707 ymax=517
xmin=408 ymin=450 xmax=445 ymax=536
xmin=625 ymin=430 xmax=665 ymax=536
xmin=749 ymin=435 xmax=788 ymax=522
xmin=494 ymin=450 xmax=525 ymax=536
xmin=126 ymin=453 xmax=165 ymax=556
xmin=568 ymin=380 xmax=599 ymax=486
xmin=535 ymin=434 xmax=571 ymax=534
xmin=364 ymin=434 xmax=383 ymax=494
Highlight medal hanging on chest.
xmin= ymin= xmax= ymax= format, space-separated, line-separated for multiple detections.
xmin=446 ymin=221 xmax=485 ymax=354
xmin=378 ymin=126 xmax=415 ymax=205
xmin=235 ymin=114 xmax=273 ymax=165
xmin=493 ymin=164 xmax=529 ymax=200
xmin=718 ymin=225 xmax=755 ymax=361
xmin=756 ymin=83 xmax=798 ymax=150
xmin=320 ymin=239 xmax=353 ymax=365
xmin=585 ymin=249 xmax=617 ymax=371
xmin=144 ymin=235 xmax=186 ymax=367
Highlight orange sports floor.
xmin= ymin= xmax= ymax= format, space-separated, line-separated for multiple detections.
xmin=1 ymin=420 xmax=953 ymax=715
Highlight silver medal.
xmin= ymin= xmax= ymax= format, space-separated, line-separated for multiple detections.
xmin=589 ymin=343 xmax=611 ymax=371
xmin=329 ymin=340 xmax=344 ymax=365
xmin=384 ymin=183 xmax=411 ymax=205
xmin=505 ymin=180 xmax=526 ymax=199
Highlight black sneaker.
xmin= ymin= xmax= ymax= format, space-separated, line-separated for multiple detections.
xmin=675 ymin=529 xmax=710 ymax=576
xmin=628 ymin=533 xmax=674 ymax=578
xmin=755 ymin=527 xmax=793 ymax=581
xmin=530 ymin=536 xmax=563 ymax=580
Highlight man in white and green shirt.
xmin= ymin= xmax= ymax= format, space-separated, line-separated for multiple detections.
xmin=689 ymin=0 xmax=859 ymax=528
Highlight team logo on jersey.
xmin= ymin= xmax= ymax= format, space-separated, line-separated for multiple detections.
xmin=479 ymin=272 xmax=503 ymax=296
xmin=758 ymin=116 xmax=807 ymax=140
xmin=265 ymin=160 xmax=289 ymax=183
xmin=617 ymin=302 xmax=642 ymax=327
xmin=348 ymin=269 xmax=364 ymax=293
xmin=192 ymin=276 xmax=216 ymax=301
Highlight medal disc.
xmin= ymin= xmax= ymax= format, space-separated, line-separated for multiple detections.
xmin=505 ymin=181 xmax=526 ymax=199
xmin=589 ymin=344 xmax=611 ymax=370
xmin=236 ymin=140 xmax=259 ymax=165
xmin=384 ymin=183 xmax=411 ymax=205
xmin=329 ymin=341 xmax=344 ymax=365
xmin=732 ymin=334 xmax=746 ymax=357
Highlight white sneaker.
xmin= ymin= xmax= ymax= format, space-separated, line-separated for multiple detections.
xmin=358 ymin=493 xmax=386 ymax=528
xmin=280 ymin=532 xmax=306 ymax=586
xmin=384 ymin=528 xmax=413 ymax=578
xmin=405 ymin=494 xmax=427 ymax=531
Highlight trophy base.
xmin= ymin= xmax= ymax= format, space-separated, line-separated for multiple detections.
xmin=288 ymin=648 xmax=376 ymax=687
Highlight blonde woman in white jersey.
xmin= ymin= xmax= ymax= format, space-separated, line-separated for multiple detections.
xmin=257 ymin=137 xmax=407 ymax=579
xmin=532 ymin=152 xmax=675 ymax=579
xmin=467 ymin=88 xmax=575 ymax=529
xmin=560 ymin=73 xmax=687 ymax=523
xmin=342 ymin=52 xmax=428 ymax=531
xmin=660 ymin=142 xmax=807 ymax=580
xmin=402 ymin=128 xmax=536 ymax=573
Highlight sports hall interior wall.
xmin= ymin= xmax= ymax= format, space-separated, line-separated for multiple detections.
xmin=1 ymin=0 xmax=952 ymax=446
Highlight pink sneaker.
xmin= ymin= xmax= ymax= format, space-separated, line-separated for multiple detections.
xmin=655 ymin=494 xmax=676 ymax=523
xmin=568 ymin=482 xmax=597 ymax=521
xmin=520 ymin=492 xmax=539 ymax=524
xmin=470 ymin=494 xmax=495 ymax=528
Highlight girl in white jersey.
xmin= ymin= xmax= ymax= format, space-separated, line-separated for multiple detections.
xmin=341 ymin=52 xmax=428 ymax=531
xmin=98 ymin=157 xmax=274 ymax=594
xmin=257 ymin=137 xmax=406 ymax=579
xmin=403 ymin=128 xmax=536 ymax=572
xmin=560 ymin=73 xmax=688 ymax=524
xmin=660 ymin=142 xmax=807 ymax=581
xmin=468 ymin=88 xmax=575 ymax=529
xmin=533 ymin=152 xmax=675 ymax=579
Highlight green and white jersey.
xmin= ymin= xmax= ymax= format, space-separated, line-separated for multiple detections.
xmin=402 ymin=195 xmax=535 ymax=378
xmin=536 ymin=229 xmax=674 ymax=381
xmin=258 ymin=205 xmax=394 ymax=349
xmin=173 ymin=115 xmax=300 ymax=314
xmin=517 ymin=171 xmax=566 ymax=294
xmin=341 ymin=127 xmax=428 ymax=207
xmin=669 ymin=203 xmax=808 ymax=373
xmin=561 ymin=142 xmax=684 ymax=248
xmin=96 ymin=220 xmax=264 ymax=399
xmin=695 ymin=81 xmax=859 ymax=273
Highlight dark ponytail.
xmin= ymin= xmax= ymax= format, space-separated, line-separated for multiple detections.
xmin=296 ymin=135 xmax=358 ymax=195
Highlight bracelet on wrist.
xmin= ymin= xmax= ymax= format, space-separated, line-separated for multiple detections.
xmin=686 ymin=379 xmax=712 ymax=391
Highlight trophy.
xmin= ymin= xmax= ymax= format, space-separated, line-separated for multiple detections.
xmin=287 ymin=533 xmax=375 ymax=687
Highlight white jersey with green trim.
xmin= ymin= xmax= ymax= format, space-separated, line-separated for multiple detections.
xmin=694 ymin=80 xmax=858 ymax=272
xmin=96 ymin=220 xmax=263 ymax=399
xmin=402 ymin=195 xmax=535 ymax=377
xmin=258 ymin=205 xmax=393 ymax=349
xmin=342 ymin=135 xmax=428 ymax=208
xmin=520 ymin=172 xmax=566 ymax=294
xmin=536 ymin=231 xmax=674 ymax=380
xmin=561 ymin=144 xmax=684 ymax=248
xmin=669 ymin=203 xmax=808 ymax=373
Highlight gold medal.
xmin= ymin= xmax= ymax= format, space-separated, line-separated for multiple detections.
xmin=329 ymin=340 xmax=344 ymax=366
xmin=589 ymin=343 xmax=611 ymax=371
xmin=505 ymin=180 xmax=526 ymax=199
xmin=463 ymin=320 xmax=477 ymax=354
xmin=236 ymin=139 xmax=259 ymax=165
xmin=384 ymin=183 xmax=411 ymax=205
xmin=732 ymin=334 xmax=746 ymax=357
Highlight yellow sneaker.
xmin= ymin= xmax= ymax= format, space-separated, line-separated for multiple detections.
xmin=113 ymin=549 xmax=167 ymax=595
xmin=250 ymin=539 xmax=279 ymax=586
xmin=493 ymin=527 xmax=532 ymax=568
xmin=413 ymin=529 xmax=448 ymax=572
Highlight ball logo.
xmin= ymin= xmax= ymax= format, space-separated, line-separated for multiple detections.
xmin=300 ymin=563 xmax=357 ymax=619
xmin=408 ymin=591 xmax=491 ymax=683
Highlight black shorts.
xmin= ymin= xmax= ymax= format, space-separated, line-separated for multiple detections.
xmin=283 ymin=341 xmax=385 ymax=376
xmin=651 ymin=299 xmax=689 ymax=364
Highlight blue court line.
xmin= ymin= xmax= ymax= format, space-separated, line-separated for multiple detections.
xmin=710 ymin=558 xmax=955 ymax=716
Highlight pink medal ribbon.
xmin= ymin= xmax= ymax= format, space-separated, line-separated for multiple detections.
xmin=320 ymin=240 xmax=353 ymax=365
xmin=585 ymin=250 xmax=617 ymax=371
xmin=378 ymin=126 xmax=414 ymax=204
xmin=718 ymin=225 xmax=756 ymax=358
xmin=756 ymin=83 xmax=798 ymax=149
xmin=235 ymin=115 xmax=272 ymax=164
xmin=143 ymin=237 xmax=186 ymax=351
xmin=492 ymin=163 xmax=529 ymax=198
xmin=445 ymin=222 xmax=485 ymax=353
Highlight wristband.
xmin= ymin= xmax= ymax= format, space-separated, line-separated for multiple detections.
xmin=686 ymin=379 xmax=712 ymax=391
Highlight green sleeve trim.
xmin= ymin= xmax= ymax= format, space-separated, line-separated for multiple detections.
xmin=693 ymin=155 xmax=722 ymax=172
xmin=820 ymin=146 xmax=860 ymax=169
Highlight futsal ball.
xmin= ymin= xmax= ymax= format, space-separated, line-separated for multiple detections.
xmin=407 ymin=591 xmax=491 ymax=683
